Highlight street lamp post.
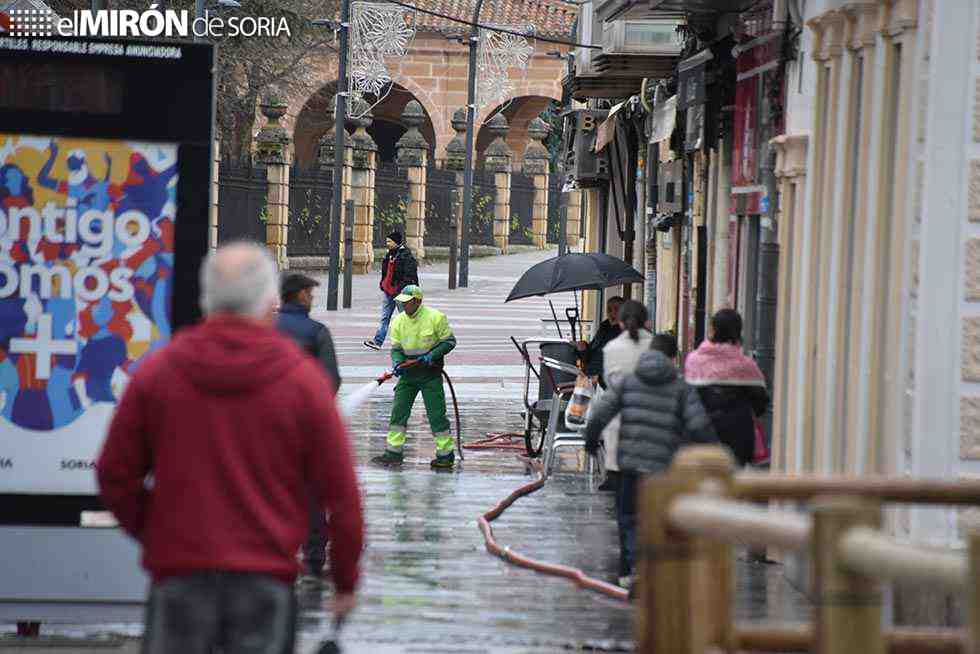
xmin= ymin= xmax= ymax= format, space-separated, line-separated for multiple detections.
xmin=313 ymin=5 xmax=350 ymax=311
xmin=457 ymin=0 xmax=486 ymax=289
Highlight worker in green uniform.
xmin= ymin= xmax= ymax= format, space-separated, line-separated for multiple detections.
xmin=371 ymin=285 xmax=458 ymax=470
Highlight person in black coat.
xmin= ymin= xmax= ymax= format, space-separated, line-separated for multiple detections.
xmin=576 ymin=295 xmax=624 ymax=382
xmin=683 ymin=309 xmax=769 ymax=467
xmin=276 ymin=272 xmax=341 ymax=579
xmin=364 ymin=232 xmax=419 ymax=350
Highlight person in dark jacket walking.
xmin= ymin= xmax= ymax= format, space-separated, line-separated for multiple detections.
xmin=684 ymin=309 xmax=769 ymax=467
xmin=97 ymin=243 xmax=364 ymax=654
xmin=277 ymin=273 xmax=341 ymax=391
xmin=276 ymin=272 xmax=341 ymax=579
xmin=364 ymin=232 xmax=419 ymax=350
xmin=584 ymin=332 xmax=716 ymax=588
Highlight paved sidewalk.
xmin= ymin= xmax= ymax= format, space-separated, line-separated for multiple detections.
xmin=0 ymin=250 xmax=812 ymax=653
xmin=302 ymin=248 xmax=580 ymax=379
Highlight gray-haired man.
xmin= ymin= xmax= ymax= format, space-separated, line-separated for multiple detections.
xmin=97 ymin=242 xmax=364 ymax=654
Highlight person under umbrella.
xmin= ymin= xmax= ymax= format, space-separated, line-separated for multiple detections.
xmin=575 ymin=295 xmax=623 ymax=383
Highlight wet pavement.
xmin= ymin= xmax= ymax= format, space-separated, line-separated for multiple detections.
xmin=1 ymin=249 xmax=812 ymax=652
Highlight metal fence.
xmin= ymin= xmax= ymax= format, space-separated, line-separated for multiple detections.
xmin=287 ymin=166 xmax=334 ymax=256
xmin=217 ymin=160 xmax=267 ymax=244
xmin=374 ymin=162 xmax=410 ymax=248
xmin=425 ymin=167 xmax=457 ymax=247
xmin=509 ymin=172 xmax=535 ymax=246
xmin=469 ymin=169 xmax=497 ymax=246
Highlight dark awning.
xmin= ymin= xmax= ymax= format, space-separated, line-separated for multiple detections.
xmin=649 ymin=0 xmax=759 ymax=13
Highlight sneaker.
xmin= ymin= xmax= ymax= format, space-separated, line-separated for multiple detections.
xmin=363 ymin=340 xmax=382 ymax=351
xmin=371 ymin=450 xmax=403 ymax=467
xmin=430 ymin=452 xmax=455 ymax=470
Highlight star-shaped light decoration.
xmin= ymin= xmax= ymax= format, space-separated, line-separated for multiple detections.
xmin=349 ymin=2 xmax=416 ymax=98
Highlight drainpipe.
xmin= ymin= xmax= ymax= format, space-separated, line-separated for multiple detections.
xmin=754 ymin=150 xmax=779 ymax=448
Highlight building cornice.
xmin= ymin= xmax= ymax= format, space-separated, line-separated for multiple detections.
xmin=842 ymin=2 xmax=880 ymax=50
xmin=771 ymin=133 xmax=810 ymax=180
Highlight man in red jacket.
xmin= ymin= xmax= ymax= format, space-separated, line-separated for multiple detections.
xmin=97 ymin=242 xmax=364 ymax=654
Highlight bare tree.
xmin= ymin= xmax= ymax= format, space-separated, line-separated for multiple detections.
xmin=212 ymin=0 xmax=338 ymax=161
xmin=110 ymin=0 xmax=339 ymax=161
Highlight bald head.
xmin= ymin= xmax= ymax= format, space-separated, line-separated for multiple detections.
xmin=200 ymin=242 xmax=279 ymax=320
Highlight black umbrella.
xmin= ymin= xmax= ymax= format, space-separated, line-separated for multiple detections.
xmin=505 ymin=252 xmax=644 ymax=303
xmin=505 ymin=253 xmax=644 ymax=340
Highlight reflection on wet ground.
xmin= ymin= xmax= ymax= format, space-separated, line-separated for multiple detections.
xmin=288 ymin=386 xmax=812 ymax=652
xmin=0 ymin=355 xmax=811 ymax=652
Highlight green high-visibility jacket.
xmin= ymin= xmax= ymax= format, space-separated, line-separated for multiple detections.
xmin=390 ymin=304 xmax=456 ymax=375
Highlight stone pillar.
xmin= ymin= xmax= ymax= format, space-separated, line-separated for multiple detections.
xmin=522 ymin=117 xmax=550 ymax=249
xmin=254 ymin=90 xmax=291 ymax=269
xmin=210 ymin=138 xmax=220 ymax=250
xmin=349 ymin=98 xmax=377 ymax=274
xmin=396 ymin=100 xmax=429 ymax=260
xmin=566 ymin=188 xmax=582 ymax=250
xmin=483 ymin=113 xmax=512 ymax=253
xmin=444 ymin=108 xmax=468 ymax=248
xmin=318 ymin=96 xmax=352 ymax=267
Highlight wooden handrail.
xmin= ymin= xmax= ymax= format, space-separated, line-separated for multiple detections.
xmin=838 ymin=526 xmax=968 ymax=591
xmin=636 ymin=445 xmax=980 ymax=654
xmin=733 ymin=625 xmax=966 ymax=653
xmin=733 ymin=473 xmax=980 ymax=505
xmin=667 ymin=495 xmax=811 ymax=551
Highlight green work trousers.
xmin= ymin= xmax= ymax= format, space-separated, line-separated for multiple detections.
xmin=386 ymin=372 xmax=453 ymax=456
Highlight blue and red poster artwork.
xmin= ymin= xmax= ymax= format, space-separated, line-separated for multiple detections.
xmin=0 ymin=135 xmax=176 ymax=441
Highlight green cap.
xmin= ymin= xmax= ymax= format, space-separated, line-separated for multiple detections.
xmin=394 ymin=284 xmax=423 ymax=303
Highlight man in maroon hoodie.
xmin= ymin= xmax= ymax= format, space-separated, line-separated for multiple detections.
xmin=97 ymin=242 xmax=364 ymax=654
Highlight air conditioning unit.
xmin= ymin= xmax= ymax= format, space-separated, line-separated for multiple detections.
xmin=601 ymin=19 xmax=685 ymax=56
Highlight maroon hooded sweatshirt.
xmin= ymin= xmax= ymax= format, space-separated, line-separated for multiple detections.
xmin=96 ymin=316 xmax=364 ymax=592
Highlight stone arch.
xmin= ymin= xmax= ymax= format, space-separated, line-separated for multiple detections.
xmin=291 ymin=81 xmax=438 ymax=168
xmin=475 ymin=94 xmax=560 ymax=169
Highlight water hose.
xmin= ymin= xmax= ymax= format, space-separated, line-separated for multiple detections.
xmin=464 ymin=432 xmax=527 ymax=452
xmin=441 ymin=368 xmax=464 ymax=461
xmin=477 ymin=459 xmax=629 ymax=602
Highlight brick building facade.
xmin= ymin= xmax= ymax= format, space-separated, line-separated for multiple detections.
xmin=281 ymin=0 xmax=576 ymax=169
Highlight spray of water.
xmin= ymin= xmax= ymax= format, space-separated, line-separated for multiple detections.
xmin=339 ymin=379 xmax=384 ymax=421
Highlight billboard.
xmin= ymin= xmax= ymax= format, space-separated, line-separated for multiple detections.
xmin=0 ymin=134 xmax=176 ymax=494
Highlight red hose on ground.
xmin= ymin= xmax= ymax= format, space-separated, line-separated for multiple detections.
xmin=463 ymin=432 xmax=528 ymax=451
xmin=477 ymin=459 xmax=629 ymax=602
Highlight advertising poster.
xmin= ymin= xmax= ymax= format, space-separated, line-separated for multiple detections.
xmin=0 ymin=134 xmax=176 ymax=494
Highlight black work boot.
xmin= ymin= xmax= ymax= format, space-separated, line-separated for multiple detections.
xmin=371 ymin=450 xmax=404 ymax=467
xmin=430 ymin=451 xmax=455 ymax=470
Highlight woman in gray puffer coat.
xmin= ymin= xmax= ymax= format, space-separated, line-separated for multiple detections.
xmin=584 ymin=334 xmax=717 ymax=587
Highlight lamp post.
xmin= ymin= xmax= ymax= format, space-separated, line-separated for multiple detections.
xmin=457 ymin=0 xmax=486 ymax=289
xmin=313 ymin=7 xmax=350 ymax=311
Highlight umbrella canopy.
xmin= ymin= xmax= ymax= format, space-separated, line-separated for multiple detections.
xmin=505 ymin=252 xmax=644 ymax=302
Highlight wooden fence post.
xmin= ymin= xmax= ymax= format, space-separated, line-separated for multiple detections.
xmin=969 ymin=529 xmax=980 ymax=654
xmin=636 ymin=444 xmax=735 ymax=654
xmin=670 ymin=445 xmax=737 ymax=652
xmin=811 ymin=495 xmax=884 ymax=654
